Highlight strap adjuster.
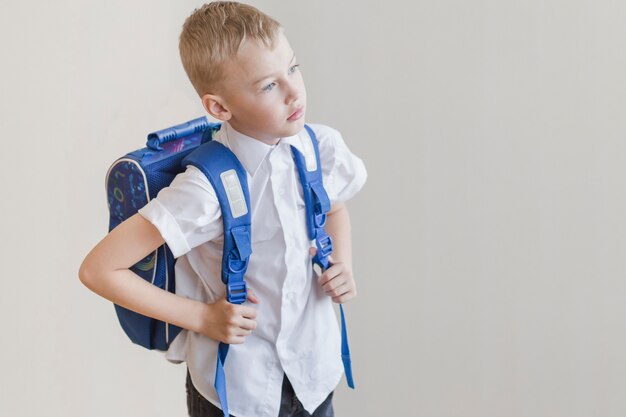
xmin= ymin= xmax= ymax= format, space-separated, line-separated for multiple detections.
xmin=226 ymin=281 xmax=248 ymax=304
xmin=227 ymin=255 xmax=249 ymax=274
xmin=316 ymin=234 xmax=333 ymax=257
xmin=313 ymin=234 xmax=333 ymax=268
xmin=314 ymin=213 xmax=327 ymax=228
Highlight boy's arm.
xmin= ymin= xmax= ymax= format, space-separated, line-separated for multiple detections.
xmin=78 ymin=213 xmax=258 ymax=344
xmin=325 ymin=202 xmax=353 ymax=267
xmin=316 ymin=202 xmax=357 ymax=303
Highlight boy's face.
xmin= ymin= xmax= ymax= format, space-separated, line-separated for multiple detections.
xmin=203 ymin=32 xmax=307 ymax=145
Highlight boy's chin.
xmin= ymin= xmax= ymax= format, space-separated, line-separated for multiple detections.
xmin=284 ymin=118 xmax=306 ymax=136
xmin=257 ymin=118 xmax=306 ymax=141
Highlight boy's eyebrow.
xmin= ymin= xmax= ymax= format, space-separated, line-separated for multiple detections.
xmin=252 ymin=53 xmax=296 ymax=86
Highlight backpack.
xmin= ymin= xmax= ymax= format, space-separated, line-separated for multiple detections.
xmin=105 ymin=117 xmax=354 ymax=415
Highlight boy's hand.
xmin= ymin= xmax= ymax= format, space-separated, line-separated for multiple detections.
xmin=313 ymin=252 xmax=357 ymax=304
xmin=197 ymin=289 xmax=259 ymax=344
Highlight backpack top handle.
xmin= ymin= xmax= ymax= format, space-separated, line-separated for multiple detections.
xmin=146 ymin=116 xmax=210 ymax=151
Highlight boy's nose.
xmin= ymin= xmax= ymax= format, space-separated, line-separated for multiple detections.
xmin=284 ymin=80 xmax=301 ymax=104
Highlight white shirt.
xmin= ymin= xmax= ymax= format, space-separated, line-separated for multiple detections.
xmin=138 ymin=121 xmax=367 ymax=417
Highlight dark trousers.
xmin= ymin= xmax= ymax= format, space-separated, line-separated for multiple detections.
xmin=186 ymin=368 xmax=334 ymax=417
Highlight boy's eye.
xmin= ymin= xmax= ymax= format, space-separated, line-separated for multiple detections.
xmin=262 ymin=82 xmax=276 ymax=92
xmin=260 ymin=65 xmax=300 ymax=92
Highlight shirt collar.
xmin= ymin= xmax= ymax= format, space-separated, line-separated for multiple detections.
xmin=216 ymin=122 xmax=304 ymax=177
xmin=278 ymin=128 xmax=314 ymax=165
xmin=278 ymin=132 xmax=304 ymax=150
xmin=218 ymin=122 xmax=274 ymax=177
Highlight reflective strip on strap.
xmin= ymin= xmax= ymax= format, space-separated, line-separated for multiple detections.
xmin=299 ymin=132 xmax=318 ymax=172
xmin=220 ymin=169 xmax=248 ymax=218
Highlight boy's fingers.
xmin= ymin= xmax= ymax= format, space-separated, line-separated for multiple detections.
xmin=239 ymin=317 xmax=257 ymax=331
xmin=332 ymin=293 xmax=353 ymax=304
xmin=247 ymin=289 xmax=260 ymax=304
xmin=326 ymin=283 xmax=350 ymax=297
xmin=237 ymin=330 xmax=252 ymax=337
xmin=319 ymin=264 xmax=341 ymax=284
xmin=318 ymin=272 xmax=331 ymax=285
xmin=323 ymin=275 xmax=348 ymax=291
xmin=240 ymin=305 xmax=258 ymax=319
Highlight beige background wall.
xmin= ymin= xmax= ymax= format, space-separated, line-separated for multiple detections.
xmin=1 ymin=0 xmax=625 ymax=416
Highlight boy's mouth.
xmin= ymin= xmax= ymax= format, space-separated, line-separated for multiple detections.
xmin=287 ymin=106 xmax=304 ymax=121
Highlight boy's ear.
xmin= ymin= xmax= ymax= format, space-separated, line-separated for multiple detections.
xmin=201 ymin=93 xmax=232 ymax=122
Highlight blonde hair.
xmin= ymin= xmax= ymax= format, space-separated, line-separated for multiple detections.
xmin=179 ymin=1 xmax=282 ymax=96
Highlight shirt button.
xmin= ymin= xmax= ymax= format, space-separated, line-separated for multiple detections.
xmin=278 ymin=188 xmax=285 ymax=196
xmin=286 ymin=292 xmax=295 ymax=301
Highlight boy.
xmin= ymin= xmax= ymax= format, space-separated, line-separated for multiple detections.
xmin=79 ymin=2 xmax=367 ymax=416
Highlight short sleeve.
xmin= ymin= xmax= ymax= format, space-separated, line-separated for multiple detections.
xmin=137 ymin=165 xmax=222 ymax=258
xmin=311 ymin=124 xmax=368 ymax=204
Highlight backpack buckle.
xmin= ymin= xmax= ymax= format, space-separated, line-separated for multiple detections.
xmin=314 ymin=213 xmax=327 ymax=228
xmin=316 ymin=234 xmax=333 ymax=257
xmin=313 ymin=234 xmax=333 ymax=268
xmin=226 ymin=281 xmax=248 ymax=304
xmin=227 ymin=255 xmax=249 ymax=274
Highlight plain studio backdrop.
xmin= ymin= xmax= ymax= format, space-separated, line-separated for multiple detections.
xmin=1 ymin=0 xmax=625 ymax=416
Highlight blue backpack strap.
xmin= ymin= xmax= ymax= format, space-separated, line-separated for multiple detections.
xmin=182 ymin=141 xmax=252 ymax=417
xmin=290 ymin=124 xmax=355 ymax=389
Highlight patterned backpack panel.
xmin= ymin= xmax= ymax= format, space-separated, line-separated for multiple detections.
xmin=105 ymin=117 xmax=220 ymax=350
